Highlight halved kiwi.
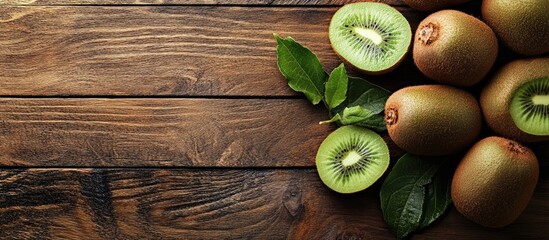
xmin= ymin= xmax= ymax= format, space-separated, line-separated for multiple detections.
xmin=481 ymin=58 xmax=549 ymax=142
xmin=510 ymin=77 xmax=549 ymax=135
xmin=316 ymin=126 xmax=390 ymax=194
xmin=329 ymin=2 xmax=412 ymax=75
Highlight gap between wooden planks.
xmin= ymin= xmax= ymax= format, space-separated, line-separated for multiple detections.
xmin=0 ymin=168 xmax=547 ymax=239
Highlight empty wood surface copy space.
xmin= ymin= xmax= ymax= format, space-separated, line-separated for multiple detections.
xmin=0 ymin=5 xmax=429 ymax=96
xmin=0 ymin=98 xmax=340 ymax=167
xmin=0 ymin=0 xmax=546 ymax=239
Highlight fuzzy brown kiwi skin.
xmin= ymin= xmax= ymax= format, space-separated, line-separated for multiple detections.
xmin=480 ymin=58 xmax=549 ymax=143
xmin=482 ymin=0 xmax=549 ymax=56
xmin=385 ymin=85 xmax=482 ymax=156
xmin=452 ymin=136 xmax=539 ymax=228
xmin=413 ymin=10 xmax=498 ymax=87
xmin=402 ymin=0 xmax=472 ymax=11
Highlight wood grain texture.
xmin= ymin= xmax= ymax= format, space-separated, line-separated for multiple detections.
xmin=0 ymin=98 xmax=374 ymax=167
xmin=0 ymin=168 xmax=547 ymax=240
xmin=0 ymin=2 xmax=544 ymax=239
xmin=0 ymin=6 xmax=428 ymax=97
xmin=0 ymin=0 xmax=405 ymax=6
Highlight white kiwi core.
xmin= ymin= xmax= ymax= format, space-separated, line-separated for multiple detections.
xmin=355 ymin=28 xmax=383 ymax=45
xmin=341 ymin=150 xmax=363 ymax=167
xmin=532 ymin=95 xmax=549 ymax=105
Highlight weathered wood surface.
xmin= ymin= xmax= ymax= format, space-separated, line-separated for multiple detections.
xmin=0 ymin=0 xmax=404 ymax=6
xmin=0 ymin=96 xmax=542 ymax=168
xmin=0 ymin=1 xmax=546 ymax=239
xmin=0 ymin=169 xmax=547 ymax=240
xmin=0 ymin=98 xmax=375 ymax=167
xmin=0 ymin=6 xmax=428 ymax=96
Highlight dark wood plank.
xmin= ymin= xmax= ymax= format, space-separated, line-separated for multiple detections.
xmin=0 ymin=0 xmax=405 ymax=6
xmin=0 ymin=98 xmax=362 ymax=167
xmin=0 ymin=168 xmax=547 ymax=239
xmin=0 ymin=6 xmax=427 ymax=97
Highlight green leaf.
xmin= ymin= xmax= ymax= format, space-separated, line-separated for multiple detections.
xmin=325 ymin=63 xmax=348 ymax=109
xmin=351 ymin=114 xmax=387 ymax=132
xmin=328 ymin=76 xmax=390 ymax=131
xmin=380 ymin=154 xmax=447 ymax=240
xmin=347 ymin=76 xmax=390 ymax=104
xmin=340 ymin=106 xmax=376 ymax=125
xmin=349 ymin=88 xmax=390 ymax=115
xmin=386 ymin=183 xmax=425 ymax=240
xmin=418 ymin=161 xmax=454 ymax=230
xmin=319 ymin=113 xmax=341 ymax=125
xmin=274 ymin=34 xmax=326 ymax=105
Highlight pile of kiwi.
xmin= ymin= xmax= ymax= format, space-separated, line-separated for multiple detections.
xmin=315 ymin=0 xmax=548 ymax=229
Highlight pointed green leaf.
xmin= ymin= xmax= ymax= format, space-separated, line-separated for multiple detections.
xmin=340 ymin=106 xmax=376 ymax=125
xmin=325 ymin=63 xmax=348 ymax=109
xmin=352 ymin=114 xmax=387 ymax=132
xmin=327 ymin=76 xmax=391 ymax=131
xmin=380 ymin=154 xmax=447 ymax=240
xmin=274 ymin=34 xmax=326 ymax=105
xmin=418 ymin=161 xmax=454 ymax=230
xmin=319 ymin=113 xmax=341 ymax=125
xmin=349 ymin=88 xmax=390 ymax=115
xmin=347 ymin=76 xmax=390 ymax=104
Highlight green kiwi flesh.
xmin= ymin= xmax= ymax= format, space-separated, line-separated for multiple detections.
xmin=482 ymin=0 xmax=549 ymax=56
xmin=329 ymin=2 xmax=412 ymax=74
xmin=316 ymin=126 xmax=390 ymax=194
xmin=452 ymin=136 xmax=539 ymax=228
xmin=385 ymin=85 xmax=482 ymax=156
xmin=510 ymin=77 xmax=549 ymax=135
xmin=481 ymin=58 xmax=549 ymax=142
xmin=402 ymin=0 xmax=472 ymax=11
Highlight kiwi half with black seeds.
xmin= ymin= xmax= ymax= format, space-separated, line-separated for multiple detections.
xmin=481 ymin=58 xmax=549 ymax=142
xmin=329 ymin=2 xmax=412 ymax=75
xmin=316 ymin=126 xmax=390 ymax=194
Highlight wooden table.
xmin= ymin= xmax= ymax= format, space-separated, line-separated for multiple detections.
xmin=0 ymin=1 xmax=547 ymax=239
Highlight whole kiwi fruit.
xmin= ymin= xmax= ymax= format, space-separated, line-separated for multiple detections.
xmin=413 ymin=10 xmax=498 ymax=87
xmin=482 ymin=0 xmax=549 ymax=56
xmin=329 ymin=2 xmax=412 ymax=74
xmin=452 ymin=136 xmax=539 ymax=228
xmin=481 ymin=58 xmax=549 ymax=142
xmin=384 ymin=85 xmax=481 ymax=156
xmin=402 ymin=0 xmax=472 ymax=11
xmin=316 ymin=126 xmax=390 ymax=194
